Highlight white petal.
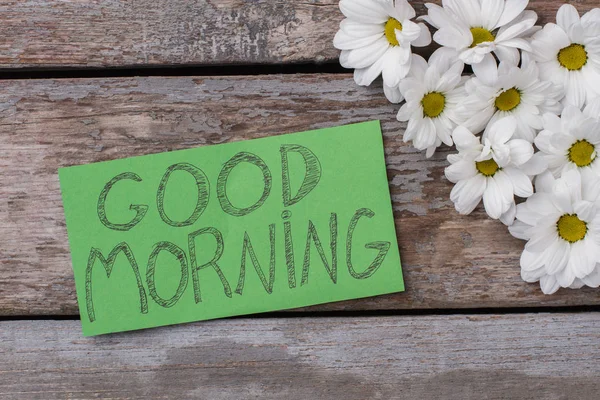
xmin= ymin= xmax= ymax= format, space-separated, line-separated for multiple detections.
xmin=556 ymin=259 xmax=577 ymax=287
xmin=504 ymin=167 xmax=533 ymax=197
xmin=568 ymin=240 xmax=595 ymax=279
xmin=581 ymin=265 xmax=600 ymax=288
xmin=382 ymin=47 xmax=411 ymax=86
xmin=568 ymin=22 xmax=585 ymax=44
xmin=436 ymin=62 xmax=464 ymax=92
xmin=397 ymin=101 xmax=415 ymax=121
xmin=510 ymin=219 xmax=532 ymax=240
xmin=508 ymin=139 xmax=534 ymax=166
xmin=481 ymin=0 xmax=505 ymax=30
xmin=581 ymin=168 xmax=600 ymax=202
xmin=552 ymin=178 xmax=575 ymax=214
xmin=561 ymin=104 xmax=585 ymax=129
xmin=544 ymin=238 xmax=570 ymax=275
xmin=498 ymin=38 xmax=532 ymax=52
xmin=413 ymin=118 xmax=437 ymax=150
xmin=452 ymin=125 xmax=480 ymax=151
xmin=340 ymin=0 xmax=390 ymax=24
xmin=432 ymin=118 xmax=452 ymax=147
xmin=500 ymin=202 xmax=517 ymax=225
xmin=384 ymin=83 xmax=404 ymax=103
xmin=429 ymin=47 xmax=462 ymax=72
xmin=573 ymin=200 xmax=596 ymax=222
xmin=565 ymin=71 xmax=586 ymax=109
xmin=445 ymin=0 xmax=481 ymax=27
xmin=333 ymin=30 xmax=384 ymax=51
xmin=581 ymin=9 xmax=600 ymax=32
xmin=425 ymin=145 xmax=438 ymax=158
xmin=411 ymin=23 xmax=432 ymax=47
xmin=533 ymin=129 xmax=555 ymax=153
xmin=405 ymin=107 xmax=425 ymax=138
xmin=463 ymin=104 xmax=496 ymax=134
xmin=520 ymin=152 xmax=548 ymax=176
xmin=433 ymin=26 xmax=472 ymax=49
xmin=353 ymin=55 xmax=386 ymax=86
xmin=472 ymin=53 xmax=499 ymax=86
xmin=496 ymin=10 xmax=538 ymax=42
xmin=556 ymin=4 xmax=581 ymax=32
xmin=346 ymin=37 xmax=390 ymax=69
xmin=496 ymin=0 xmax=528 ymax=27
xmin=493 ymin=45 xmax=521 ymax=65
xmin=397 ymin=19 xmax=422 ymax=44
xmin=539 ymin=275 xmax=561 ymax=294
xmin=534 ymin=170 xmax=556 ymax=193
xmin=393 ymin=0 xmax=416 ymax=20
xmin=340 ymin=19 xmax=385 ymax=38
xmin=526 ymin=225 xmax=559 ymax=253
xmin=531 ymin=25 xmax=570 ymax=61
xmin=483 ymin=177 xmax=507 ymax=219
xmin=423 ymin=62 xmax=442 ymax=91
xmin=524 ymin=192 xmax=559 ymax=218
xmin=584 ymin=96 xmax=600 ymax=119
xmin=488 ymin=116 xmax=518 ymax=145
xmin=460 ymin=44 xmax=494 ymax=65
xmin=562 ymin=169 xmax=583 ymax=203
xmin=409 ymin=54 xmax=428 ymax=81
xmin=522 ymin=264 xmax=547 ymax=282
xmin=450 ymin=174 xmax=487 ymax=214
xmin=339 ymin=50 xmax=352 ymax=68
xmin=495 ymin=170 xmax=516 ymax=205
xmin=445 ymin=159 xmax=478 ymax=182
xmin=422 ymin=4 xmax=450 ymax=30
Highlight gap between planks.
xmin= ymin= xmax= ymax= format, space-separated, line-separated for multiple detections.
xmin=0 ymin=63 xmax=347 ymax=80
xmin=1 ymin=305 xmax=600 ymax=322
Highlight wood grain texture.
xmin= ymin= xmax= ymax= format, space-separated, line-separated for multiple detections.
xmin=0 ymin=0 xmax=597 ymax=68
xmin=1 ymin=314 xmax=599 ymax=399
xmin=1 ymin=74 xmax=600 ymax=316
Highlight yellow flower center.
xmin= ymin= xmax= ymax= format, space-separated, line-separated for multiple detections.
xmin=421 ymin=92 xmax=446 ymax=118
xmin=557 ymin=44 xmax=588 ymax=70
xmin=495 ymin=88 xmax=521 ymax=112
xmin=470 ymin=27 xmax=495 ymax=47
xmin=385 ymin=18 xmax=403 ymax=46
xmin=568 ymin=140 xmax=596 ymax=167
xmin=476 ymin=158 xmax=500 ymax=177
xmin=557 ymin=214 xmax=587 ymax=243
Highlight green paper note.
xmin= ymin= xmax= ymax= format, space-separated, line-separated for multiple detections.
xmin=59 ymin=121 xmax=404 ymax=336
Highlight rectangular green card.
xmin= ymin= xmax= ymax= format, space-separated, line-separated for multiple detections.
xmin=59 ymin=121 xmax=404 ymax=336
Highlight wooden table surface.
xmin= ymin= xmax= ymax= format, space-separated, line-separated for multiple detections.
xmin=0 ymin=1 xmax=599 ymax=398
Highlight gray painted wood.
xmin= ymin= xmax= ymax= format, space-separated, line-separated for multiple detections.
xmin=0 ymin=0 xmax=596 ymax=68
xmin=0 ymin=314 xmax=599 ymax=399
xmin=0 ymin=0 xmax=342 ymax=68
xmin=1 ymin=74 xmax=600 ymax=316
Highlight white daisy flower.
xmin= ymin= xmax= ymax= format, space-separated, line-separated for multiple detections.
xmin=529 ymin=5 xmax=600 ymax=108
xmin=535 ymin=97 xmax=600 ymax=178
xmin=445 ymin=116 xmax=545 ymax=224
xmin=460 ymin=54 xmax=564 ymax=141
xmin=334 ymin=0 xmax=432 ymax=102
xmin=421 ymin=0 xmax=537 ymax=65
xmin=509 ymin=169 xmax=600 ymax=294
xmin=396 ymin=48 xmax=467 ymax=157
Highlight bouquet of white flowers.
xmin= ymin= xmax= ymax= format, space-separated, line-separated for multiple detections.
xmin=334 ymin=0 xmax=600 ymax=294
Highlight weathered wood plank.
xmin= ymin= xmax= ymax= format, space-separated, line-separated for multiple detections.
xmin=0 ymin=314 xmax=599 ymax=399
xmin=1 ymin=74 xmax=599 ymax=316
xmin=0 ymin=0 xmax=597 ymax=68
